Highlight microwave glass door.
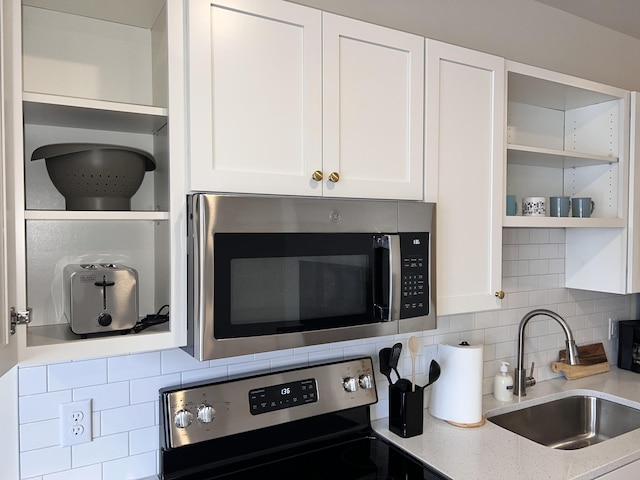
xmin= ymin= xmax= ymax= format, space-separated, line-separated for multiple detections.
xmin=213 ymin=233 xmax=385 ymax=338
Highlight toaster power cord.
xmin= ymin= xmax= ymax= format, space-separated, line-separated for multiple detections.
xmin=132 ymin=304 xmax=170 ymax=334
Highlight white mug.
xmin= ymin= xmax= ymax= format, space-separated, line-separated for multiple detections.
xmin=522 ymin=197 xmax=546 ymax=216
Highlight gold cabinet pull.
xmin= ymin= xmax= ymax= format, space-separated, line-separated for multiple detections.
xmin=495 ymin=291 xmax=505 ymax=299
xmin=311 ymin=170 xmax=323 ymax=181
xmin=328 ymin=172 xmax=340 ymax=183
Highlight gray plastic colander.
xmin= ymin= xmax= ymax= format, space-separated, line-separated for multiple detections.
xmin=31 ymin=143 xmax=156 ymax=211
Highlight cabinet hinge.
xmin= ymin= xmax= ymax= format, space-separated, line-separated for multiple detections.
xmin=10 ymin=307 xmax=31 ymax=335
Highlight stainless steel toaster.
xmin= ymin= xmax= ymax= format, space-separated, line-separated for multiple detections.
xmin=63 ymin=263 xmax=139 ymax=336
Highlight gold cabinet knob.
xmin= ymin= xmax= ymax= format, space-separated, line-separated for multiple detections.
xmin=328 ymin=172 xmax=340 ymax=183
xmin=495 ymin=291 xmax=505 ymax=299
xmin=311 ymin=170 xmax=323 ymax=181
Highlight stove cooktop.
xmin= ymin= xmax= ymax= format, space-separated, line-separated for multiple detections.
xmin=159 ymin=357 xmax=448 ymax=480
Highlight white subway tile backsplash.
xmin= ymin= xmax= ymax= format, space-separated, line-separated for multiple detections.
xmin=101 ymin=403 xmax=155 ymax=436
xmin=228 ymin=360 xmax=271 ymax=379
xmin=102 ymin=451 xmax=157 ymax=480
xmin=48 ymin=359 xmax=107 ymax=391
xmin=130 ymin=374 xmax=181 ymax=405
xmin=473 ymin=311 xmax=499 ymax=329
xmin=270 ymin=353 xmax=312 ymax=371
xmin=20 ymin=445 xmax=70 ymax=478
xmin=19 ymin=390 xmax=71 ymax=424
xmin=17 ymin=228 xmax=632 ymax=479
xmin=518 ymin=244 xmax=539 ymax=260
xmin=108 ymin=352 xmax=161 ymax=383
xmin=450 ymin=314 xmax=474 ymax=332
xmin=529 ymin=229 xmax=549 ymax=244
xmin=20 ymin=419 xmax=59 ymax=452
xmin=18 ymin=366 xmax=47 ymax=396
xmin=160 ymin=349 xmax=210 ymax=374
xmin=43 ymin=464 xmax=101 ymax=480
xmin=549 ymin=228 xmax=565 ymax=243
xmin=72 ymin=432 xmax=128 ymax=468
xmin=180 ymin=365 xmax=229 ymax=384
xmin=129 ymin=426 xmax=159 ymax=455
xmin=73 ymin=381 xmax=129 ymax=411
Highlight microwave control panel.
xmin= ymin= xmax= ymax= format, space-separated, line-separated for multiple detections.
xmin=399 ymin=233 xmax=429 ymax=318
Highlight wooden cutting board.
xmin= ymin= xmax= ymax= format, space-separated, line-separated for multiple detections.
xmin=550 ymin=342 xmax=610 ymax=380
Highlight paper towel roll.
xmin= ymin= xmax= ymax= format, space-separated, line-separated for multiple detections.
xmin=429 ymin=341 xmax=484 ymax=426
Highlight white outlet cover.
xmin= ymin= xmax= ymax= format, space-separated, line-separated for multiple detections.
xmin=60 ymin=399 xmax=92 ymax=447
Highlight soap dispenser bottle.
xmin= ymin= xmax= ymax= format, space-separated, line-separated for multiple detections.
xmin=493 ymin=361 xmax=514 ymax=402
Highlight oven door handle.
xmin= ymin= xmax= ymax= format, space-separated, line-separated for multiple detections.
xmin=373 ymin=234 xmax=400 ymax=321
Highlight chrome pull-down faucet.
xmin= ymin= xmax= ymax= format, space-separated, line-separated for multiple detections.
xmin=514 ymin=309 xmax=580 ymax=396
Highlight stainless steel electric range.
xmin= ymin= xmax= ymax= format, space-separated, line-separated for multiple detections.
xmin=159 ymin=357 xmax=449 ymax=479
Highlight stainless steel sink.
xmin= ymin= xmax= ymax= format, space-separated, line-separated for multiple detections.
xmin=487 ymin=395 xmax=640 ymax=450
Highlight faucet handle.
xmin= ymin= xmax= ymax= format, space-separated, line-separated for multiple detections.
xmin=525 ymin=361 xmax=537 ymax=388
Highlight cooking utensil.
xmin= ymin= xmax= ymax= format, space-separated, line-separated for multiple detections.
xmin=389 ymin=342 xmax=403 ymax=382
xmin=427 ymin=359 xmax=441 ymax=386
xmin=408 ymin=336 xmax=419 ymax=392
xmin=378 ymin=348 xmax=393 ymax=384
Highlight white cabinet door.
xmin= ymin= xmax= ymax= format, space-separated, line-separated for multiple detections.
xmin=0 ymin=0 xmax=20 ymax=378
xmin=187 ymin=0 xmax=323 ymax=196
xmin=425 ymin=40 xmax=505 ymax=315
xmin=322 ymin=13 xmax=424 ymax=200
xmin=627 ymin=92 xmax=640 ymax=293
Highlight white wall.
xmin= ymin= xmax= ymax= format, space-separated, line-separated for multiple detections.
xmin=288 ymin=0 xmax=640 ymax=91
xmin=16 ymin=228 xmax=632 ymax=479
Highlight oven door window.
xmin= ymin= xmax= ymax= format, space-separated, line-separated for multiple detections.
xmin=214 ymin=233 xmax=380 ymax=338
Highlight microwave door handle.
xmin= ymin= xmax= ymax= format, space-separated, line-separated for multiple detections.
xmin=373 ymin=234 xmax=400 ymax=321
xmin=388 ymin=234 xmax=401 ymax=321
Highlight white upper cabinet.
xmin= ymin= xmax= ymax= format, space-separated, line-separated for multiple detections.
xmin=425 ymin=40 xmax=505 ymax=315
xmin=503 ymin=61 xmax=631 ymax=294
xmin=2 ymin=0 xmax=187 ymax=366
xmin=322 ymin=13 xmax=424 ymax=200
xmin=504 ymin=61 xmax=629 ymax=228
xmin=187 ymin=0 xmax=424 ymax=200
xmin=187 ymin=0 xmax=323 ymax=196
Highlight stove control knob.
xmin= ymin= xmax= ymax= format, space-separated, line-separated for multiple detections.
xmin=197 ymin=404 xmax=216 ymax=424
xmin=174 ymin=409 xmax=193 ymax=429
xmin=342 ymin=376 xmax=358 ymax=392
xmin=358 ymin=374 xmax=373 ymax=389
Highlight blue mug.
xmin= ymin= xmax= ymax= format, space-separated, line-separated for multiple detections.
xmin=506 ymin=195 xmax=518 ymax=216
xmin=572 ymin=197 xmax=595 ymax=218
xmin=549 ymin=196 xmax=570 ymax=217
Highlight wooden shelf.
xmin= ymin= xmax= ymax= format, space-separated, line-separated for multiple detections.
xmin=507 ymin=144 xmax=618 ymax=168
xmin=23 ymin=92 xmax=167 ymax=134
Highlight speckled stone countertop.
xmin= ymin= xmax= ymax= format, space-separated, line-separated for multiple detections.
xmin=372 ymin=366 xmax=640 ymax=479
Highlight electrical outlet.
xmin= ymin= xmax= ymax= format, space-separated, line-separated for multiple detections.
xmin=60 ymin=399 xmax=92 ymax=447
xmin=609 ymin=318 xmax=619 ymax=340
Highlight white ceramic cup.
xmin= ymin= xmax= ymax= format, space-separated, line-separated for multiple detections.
xmin=522 ymin=196 xmax=546 ymax=216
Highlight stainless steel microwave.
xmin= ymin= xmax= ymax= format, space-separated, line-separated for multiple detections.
xmin=184 ymin=194 xmax=436 ymax=361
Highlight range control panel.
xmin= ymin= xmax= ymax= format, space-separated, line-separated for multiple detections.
xmin=160 ymin=357 xmax=377 ymax=450
xmin=249 ymin=378 xmax=317 ymax=415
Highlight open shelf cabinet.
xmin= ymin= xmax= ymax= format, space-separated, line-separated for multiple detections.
xmin=2 ymin=0 xmax=186 ymax=367
xmin=504 ymin=62 xmax=629 ymax=228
